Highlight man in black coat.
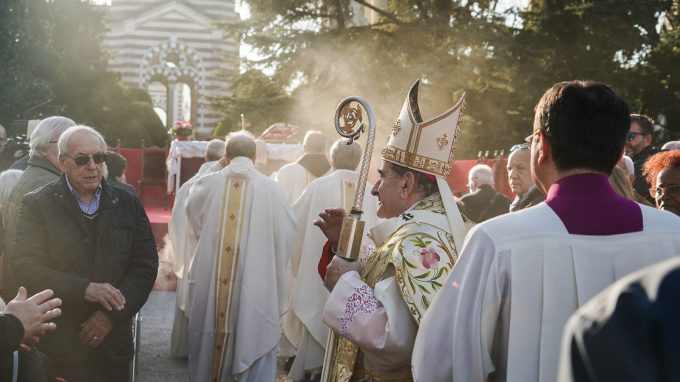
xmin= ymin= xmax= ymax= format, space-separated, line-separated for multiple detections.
xmin=624 ymin=114 xmax=662 ymax=204
xmin=8 ymin=125 xmax=158 ymax=382
xmin=460 ymin=163 xmax=511 ymax=223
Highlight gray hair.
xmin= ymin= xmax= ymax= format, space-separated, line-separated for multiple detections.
xmin=469 ymin=164 xmax=494 ymax=187
xmin=226 ymin=131 xmax=256 ymax=160
xmin=29 ymin=116 xmax=76 ymax=155
xmin=618 ymin=155 xmax=635 ymax=177
xmin=0 ymin=124 xmax=5 ymax=135
xmin=0 ymin=170 xmax=23 ymax=208
xmin=330 ymin=139 xmax=362 ymax=170
xmin=58 ymin=125 xmax=107 ymax=155
xmin=303 ymin=130 xmax=326 ymax=154
xmin=205 ymin=139 xmax=226 ymax=161
xmin=662 ymin=141 xmax=680 ymax=151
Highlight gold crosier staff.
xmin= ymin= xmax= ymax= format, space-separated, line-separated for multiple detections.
xmin=320 ymin=96 xmax=376 ymax=382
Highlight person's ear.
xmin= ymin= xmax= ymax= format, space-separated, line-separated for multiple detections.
xmin=58 ymin=154 xmax=67 ymax=171
xmin=537 ymin=131 xmax=550 ymax=165
xmin=400 ymin=172 xmax=416 ymax=198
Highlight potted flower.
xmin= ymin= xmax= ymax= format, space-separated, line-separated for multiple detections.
xmin=169 ymin=120 xmax=193 ymax=141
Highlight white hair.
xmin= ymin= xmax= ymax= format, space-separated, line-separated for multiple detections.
xmin=0 ymin=170 xmax=23 ymax=208
xmin=58 ymin=125 xmax=107 ymax=155
xmin=303 ymin=130 xmax=326 ymax=154
xmin=330 ymin=138 xmax=362 ymax=170
xmin=204 ymin=139 xmax=226 ymax=161
xmin=662 ymin=141 xmax=680 ymax=151
xmin=29 ymin=116 xmax=76 ymax=155
xmin=0 ymin=124 xmax=5 ymax=135
xmin=469 ymin=164 xmax=494 ymax=187
xmin=618 ymin=155 xmax=635 ymax=176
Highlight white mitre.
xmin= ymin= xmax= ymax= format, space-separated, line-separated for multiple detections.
xmin=381 ymin=79 xmax=468 ymax=250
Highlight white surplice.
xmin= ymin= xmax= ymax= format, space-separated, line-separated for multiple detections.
xmin=412 ymin=203 xmax=680 ymax=382
xmin=169 ymin=160 xmax=223 ymax=358
xmin=186 ymin=157 xmax=296 ymax=382
xmin=283 ymin=169 xmax=379 ymax=380
xmin=275 ymin=162 xmax=322 ymax=204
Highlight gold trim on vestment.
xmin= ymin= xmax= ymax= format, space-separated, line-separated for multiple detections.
xmin=210 ymin=178 xmax=247 ymax=382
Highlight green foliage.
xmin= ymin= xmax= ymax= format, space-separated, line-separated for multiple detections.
xmin=0 ymin=0 xmax=166 ymax=147
xmin=221 ymin=0 xmax=679 ymax=156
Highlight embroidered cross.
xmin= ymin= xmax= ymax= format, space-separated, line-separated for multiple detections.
xmin=219 ymin=312 xmax=225 ymax=319
xmin=226 ymin=246 xmax=232 ymax=253
xmin=233 ymin=182 xmax=240 ymax=189
xmin=229 ymin=213 xmax=235 ymax=220
xmin=401 ymin=212 xmax=414 ymax=221
xmin=437 ymin=133 xmax=449 ymax=150
xmin=392 ymin=119 xmax=401 ymax=136
xmin=222 ymin=278 xmax=228 ymax=285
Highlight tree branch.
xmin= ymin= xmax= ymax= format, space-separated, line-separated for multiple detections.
xmin=352 ymin=0 xmax=404 ymax=25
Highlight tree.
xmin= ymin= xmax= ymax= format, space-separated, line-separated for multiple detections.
xmin=0 ymin=0 xmax=165 ymax=147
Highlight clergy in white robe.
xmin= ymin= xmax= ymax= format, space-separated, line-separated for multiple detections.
xmin=316 ymin=81 xmax=468 ymax=382
xmin=283 ymin=139 xmax=379 ymax=381
xmin=412 ymin=80 xmax=680 ymax=382
xmin=275 ymin=130 xmax=331 ymax=204
xmin=185 ymin=133 xmax=296 ymax=382
xmin=169 ymin=157 xmax=225 ymax=358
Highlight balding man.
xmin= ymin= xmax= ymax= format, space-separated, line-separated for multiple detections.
xmin=197 ymin=138 xmax=227 ymax=176
xmin=662 ymin=140 xmax=680 ymax=151
xmin=507 ymin=143 xmax=545 ymax=212
xmin=282 ymin=139 xmax=379 ymax=382
xmin=186 ymin=132 xmax=296 ymax=382
xmin=10 ymin=125 xmax=158 ymax=381
xmin=460 ymin=163 xmax=511 ymax=222
xmin=275 ymin=130 xmax=331 ymax=203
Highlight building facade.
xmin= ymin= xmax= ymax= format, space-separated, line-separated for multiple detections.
xmin=102 ymin=0 xmax=239 ymax=136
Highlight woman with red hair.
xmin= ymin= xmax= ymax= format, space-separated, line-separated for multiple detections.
xmin=643 ymin=150 xmax=680 ymax=216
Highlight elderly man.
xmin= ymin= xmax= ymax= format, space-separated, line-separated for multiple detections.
xmin=642 ymin=150 xmax=680 ymax=217
xmin=625 ymin=114 xmax=661 ymax=204
xmin=197 ymin=138 xmax=227 ymax=176
xmin=460 ymin=163 xmax=511 ymax=222
xmin=412 ymin=81 xmax=680 ymax=382
xmin=186 ymin=132 xmax=296 ymax=382
xmin=314 ymin=80 xmax=468 ymax=381
xmin=507 ymin=143 xmax=545 ymax=212
xmin=283 ymin=139 xmax=379 ymax=382
xmin=9 ymin=125 xmax=158 ymax=381
xmin=661 ymin=140 xmax=680 ymax=150
xmin=2 ymin=116 xmax=76 ymax=300
xmin=617 ymin=155 xmax=652 ymax=206
xmin=275 ymin=130 xmax=331 ymax=204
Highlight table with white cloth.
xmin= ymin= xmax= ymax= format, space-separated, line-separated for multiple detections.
xmin=166 ymin=140 xmax=208 ymax=194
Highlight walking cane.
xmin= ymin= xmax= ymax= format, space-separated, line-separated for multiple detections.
xmin=320 ymin=96 xmax=376 ymax=382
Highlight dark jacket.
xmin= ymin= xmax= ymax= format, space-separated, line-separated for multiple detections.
xmin=632 ymin=145 xmax=662 ymax=204
xmin=9 ymin=174 xmax=158 ymax=366
xmin=2 ymin=154 xmax=62 ymax=300
xmin=509 ymin=185 xmax=546 ymax=212
xmin=460 ymin=184 xmax=511 ymax=223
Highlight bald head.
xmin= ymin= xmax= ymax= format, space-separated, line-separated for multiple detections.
xmin=226 ymin=133 xmax=256 ymax=160
xmin=303 ymin=130 xmax=326 ymax=154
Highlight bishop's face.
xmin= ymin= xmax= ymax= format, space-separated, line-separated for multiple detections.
xmin=371 ymin=161 xmax=404 ymax=219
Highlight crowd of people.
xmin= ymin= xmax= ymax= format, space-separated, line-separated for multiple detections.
xmin=1 ymin=78 xmax=680 ymax=382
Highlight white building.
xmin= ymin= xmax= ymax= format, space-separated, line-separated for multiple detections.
xmin=102 ymin=0 xmax=239 ymax=136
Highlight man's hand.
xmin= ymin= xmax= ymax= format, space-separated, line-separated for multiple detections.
xmin=313 ymin=208 xmax=348 ymax=248
xmin=323 ymin=256 xmax=360 ymax=292
xmin=79 ymin=311 xmax=113 ymax=348
xmin=84 ymin=283 xmax=126 ymax=311
xmin=4 ymin=287 xmax=62 ymax=343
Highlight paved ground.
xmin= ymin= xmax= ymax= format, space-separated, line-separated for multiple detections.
xmin=135 ymin=291 xmax=293 ymax=382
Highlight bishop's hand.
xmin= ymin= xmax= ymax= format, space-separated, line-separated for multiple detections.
xmin=323 ymin=255 xmax=360 ymax=291
xmin=313 ymin=208 xmax=347 ymax=248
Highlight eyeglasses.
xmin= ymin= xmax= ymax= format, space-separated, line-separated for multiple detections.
xmin=626 ymin=132 xmax=645 ymax=141
xmin=510 ymin=143 xmax=529 ymax=152
xmin=64 ymin=152 xmax=108 ymax=166
xmin=650 ymin=185 xmax=680 ymax=198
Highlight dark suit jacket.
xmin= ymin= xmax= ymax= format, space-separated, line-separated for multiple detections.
xmin=460 ymin=184 xmax=511 ymax=223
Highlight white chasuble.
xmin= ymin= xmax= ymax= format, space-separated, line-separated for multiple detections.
xmin=412 ymin=204 xmax=680 ymax=382
xmin=275 ymin=162 xmax=324 ymax=204
xmin=186 ymin=157 xmax=296 ymax=382
xmin=322 ymin=192 xmax=461 ymax=382
xmin=283 ymin=169 xmax=379 ymax=380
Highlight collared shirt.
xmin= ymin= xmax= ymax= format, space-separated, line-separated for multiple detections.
xmin=65 ymin=175 xmax=102 ymax=217
xmin=545 ymin=172 xmax=642 ymax=235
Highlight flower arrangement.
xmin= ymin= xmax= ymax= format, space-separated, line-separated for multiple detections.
xmin=168 ymin=120 xmax=193 ymax=137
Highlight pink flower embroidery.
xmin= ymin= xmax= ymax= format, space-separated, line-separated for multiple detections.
xmin=339 ymin=285 xmax=383 ymax=336
xmin=419 ymin=247 xmax=440 ymax=269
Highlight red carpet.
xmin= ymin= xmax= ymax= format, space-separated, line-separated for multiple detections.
xmin=144 ymin=204 xmax=177 ymax=291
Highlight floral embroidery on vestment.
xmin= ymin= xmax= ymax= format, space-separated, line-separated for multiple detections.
xmin=339 ymin=285 xmax=384 ymax=337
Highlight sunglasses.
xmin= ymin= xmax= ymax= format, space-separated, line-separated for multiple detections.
xmin=626 ymin=132 xmax=645 ymax=141
xmin=650 ymin=184 xmax=680 ymax=198
xmin=64 ymin=152 xmax=108 ymax=166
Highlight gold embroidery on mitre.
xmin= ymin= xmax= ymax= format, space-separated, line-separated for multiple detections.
xmin=381 ymin=146 xmax=452 ymax=177
xmin=437 ymin=133 xmax=449 ymax=150
xmin=391 ymin=119 xmax=401 ymax=136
